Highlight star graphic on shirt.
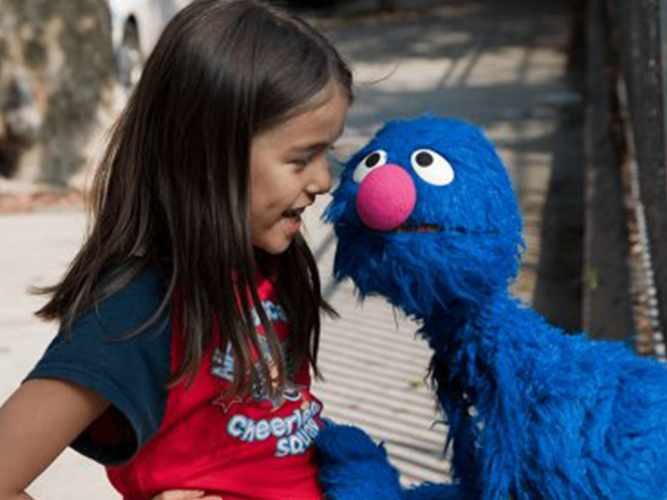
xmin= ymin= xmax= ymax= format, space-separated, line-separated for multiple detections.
xmin=212 ymin=394 xmax=245 ymax=414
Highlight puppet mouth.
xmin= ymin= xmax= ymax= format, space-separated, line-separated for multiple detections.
xmin=337 ymin=222 xmax=442 ymax=233
xmin=393 ymin=224 xmax=441 ymax=233
xmin=336 ymin=222 xmax=491 ymax=236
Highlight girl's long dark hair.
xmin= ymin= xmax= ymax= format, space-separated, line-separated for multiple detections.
xmin=35 ymin=0 xmax=353 ymax=398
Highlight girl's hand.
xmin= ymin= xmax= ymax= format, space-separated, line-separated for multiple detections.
xmin=151 ymin=490 xmax=223 ymax=500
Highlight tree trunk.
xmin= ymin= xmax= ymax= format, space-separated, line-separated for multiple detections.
xmin=0 ymin=0 xmax=115 ymax=187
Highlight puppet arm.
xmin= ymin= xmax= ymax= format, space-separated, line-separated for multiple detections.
xmin=315 ymin=423 xmax=473 ymax=500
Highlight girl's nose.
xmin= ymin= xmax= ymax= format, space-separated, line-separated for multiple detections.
xmin=356 ymin=164 xmax=416 ymax=231
xmin=307 ymin=158 xmax=334 ymax=196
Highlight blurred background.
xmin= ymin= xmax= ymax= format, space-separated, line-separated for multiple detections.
xmin=1 ymin=0 xmax=666 ymax=498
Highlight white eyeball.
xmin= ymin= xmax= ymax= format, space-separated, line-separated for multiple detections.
xmin=410 ymin=149 xmax=455 ymax=186
xmin=353 ymin=149 xmax=388 ymax=183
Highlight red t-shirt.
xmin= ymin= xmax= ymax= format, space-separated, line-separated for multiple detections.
xmin=26 ymin=265 xmax=325 ymax=500
xmin=108 ymin=275 xmax=325 ymax=499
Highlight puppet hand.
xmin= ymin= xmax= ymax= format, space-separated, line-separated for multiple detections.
xmin=315 ymin=423 xmax=403 ymax=500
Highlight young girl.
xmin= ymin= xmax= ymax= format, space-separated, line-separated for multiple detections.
xmin=0 ymin=1 xmax=352 ymax=499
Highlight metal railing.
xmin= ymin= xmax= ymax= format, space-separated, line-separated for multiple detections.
xmin=583 ymin=0 xmax=667 ymax=358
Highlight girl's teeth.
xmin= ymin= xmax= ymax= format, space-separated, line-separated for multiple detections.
xmin=284 ymin=208 xmax=303 ymax=217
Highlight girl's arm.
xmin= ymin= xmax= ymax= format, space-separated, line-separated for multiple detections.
xmin=0 ymin=379 xmax=109 ymax=500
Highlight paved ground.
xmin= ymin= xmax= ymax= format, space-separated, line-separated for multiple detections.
xmin=0 ymin=0 xmax=579 ymax=497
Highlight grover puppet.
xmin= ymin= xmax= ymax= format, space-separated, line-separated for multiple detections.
xmin=314 ymin=116 xmax=667 ymax=500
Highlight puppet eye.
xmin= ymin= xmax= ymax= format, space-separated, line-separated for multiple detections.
xmin=410 ymin=149 xmax=454 ymax=186
xmin=353 ymin=149 xmax=388 ymax=183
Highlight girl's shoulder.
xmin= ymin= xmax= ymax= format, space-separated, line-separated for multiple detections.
xmin=89 ymin=258 xmax=172 ymax=341
xmin=31 ymin=257 xmax=174 ymax=376
xmin=25 ymin=258 xmax=175 ymax=465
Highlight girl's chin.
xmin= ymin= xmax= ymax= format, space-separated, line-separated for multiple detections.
xmin=252 ymin=218 xmax=302 ymax=255
xmin=258 ymin=242 xmax=291 ymax=255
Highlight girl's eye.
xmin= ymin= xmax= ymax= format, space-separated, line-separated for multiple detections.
xmin=410 ymin=148 xmax=454 ymax=186
xmin=352 ymin=149 xmax=388 ymax=183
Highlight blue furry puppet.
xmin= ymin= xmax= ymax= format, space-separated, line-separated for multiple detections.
xmin=314 ymin=115 xmax=667 ymax=500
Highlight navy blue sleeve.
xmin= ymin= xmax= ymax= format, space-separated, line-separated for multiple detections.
xmin=24 ymin=265 xmax=173 ymax=466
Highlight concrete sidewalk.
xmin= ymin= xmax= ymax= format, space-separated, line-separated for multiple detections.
xmin=0 ymin=0 xmax=578 ymax=497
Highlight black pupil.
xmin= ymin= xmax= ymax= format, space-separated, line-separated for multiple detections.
xmin=416 ymin=151 xmax=433 ymax=167
xmin=365 ymin=152 xmax=381 ymax=168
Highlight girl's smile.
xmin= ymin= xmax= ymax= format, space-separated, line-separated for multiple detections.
xmin=250 ymin=86 xmax=349 ymax=254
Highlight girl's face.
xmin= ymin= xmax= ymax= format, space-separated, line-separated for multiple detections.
xmin=249 ymin=87 xmax=349 ymax=254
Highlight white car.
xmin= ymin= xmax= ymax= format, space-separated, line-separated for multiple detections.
xmin=108 ymin=0 xmax=192 ymax=87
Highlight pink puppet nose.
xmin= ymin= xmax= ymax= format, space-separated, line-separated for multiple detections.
xmin=356 ymin=164 xmax=417 ymax=231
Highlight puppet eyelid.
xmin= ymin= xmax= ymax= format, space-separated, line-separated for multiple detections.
xmin=352 ymin=149 xmax=388 ymax=183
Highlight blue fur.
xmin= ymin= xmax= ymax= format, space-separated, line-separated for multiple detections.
xmin=316 ymin=115 xmax=667 ymax=500
xmin=316 ymin=423 xmax=475 ymax=500
xmin=316 ymin=424 xmax=403 ymax=500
